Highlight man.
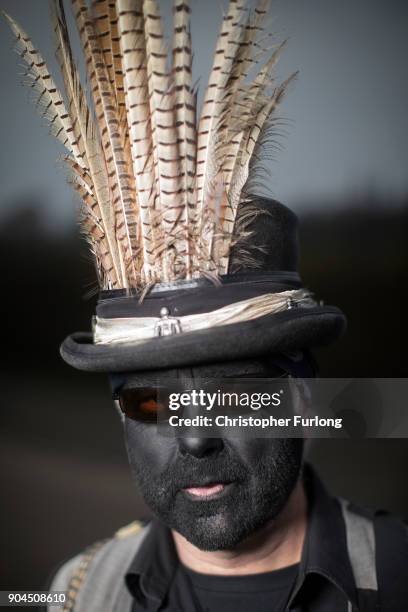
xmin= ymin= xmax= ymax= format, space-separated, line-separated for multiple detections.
xmin=53 ymin=202 xmax=408 ymax=611
xmin=5 ymin=0 xmax=407 ymax=610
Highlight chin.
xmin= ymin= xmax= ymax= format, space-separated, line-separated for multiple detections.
xmin=176 ymin=514 xmax=252 ymax=551
xmin=170 ymin=498 xmax=276 ymax=551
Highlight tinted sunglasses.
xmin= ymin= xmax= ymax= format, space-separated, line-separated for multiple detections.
xmin=115 ymin=387 xmax=165 ymax=422
xmin=114 ymin=372 xmax=291 ymax=423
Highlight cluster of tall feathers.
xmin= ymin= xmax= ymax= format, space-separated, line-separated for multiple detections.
xmin=4 ymin=0 xmax=295 ymax=290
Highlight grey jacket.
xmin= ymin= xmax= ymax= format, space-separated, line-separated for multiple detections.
xmin=49 ymin=521 xmax=148 ymax=612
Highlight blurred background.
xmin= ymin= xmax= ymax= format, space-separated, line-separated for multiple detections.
xmin=0 ymin=0 xmax=407 ymax=597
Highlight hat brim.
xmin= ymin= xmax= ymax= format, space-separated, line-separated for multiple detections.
xmin=60 ymin=306 xmax=346 ymax=373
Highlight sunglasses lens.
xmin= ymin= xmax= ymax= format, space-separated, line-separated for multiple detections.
xmin=118 ymin=388 xmax=164 ymax=422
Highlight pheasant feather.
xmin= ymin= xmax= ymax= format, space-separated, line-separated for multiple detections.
xmin=54 ymin=0 xmax=123 ymax=286
xmin=73 ymin=0 xmax=139 ymax=287
xmin=195 ymin=0 xmax=245 ymax=224
xmin=3 ymin=11 xmax=85 ymax=169
xmin=117 ymin=0 xmax=159 ymax=283
xmin=172 ymin=0 xmax=196 ymax=277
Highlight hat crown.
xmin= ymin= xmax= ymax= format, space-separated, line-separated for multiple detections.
xmin=229 ymin=198 xmax=299 ymax=274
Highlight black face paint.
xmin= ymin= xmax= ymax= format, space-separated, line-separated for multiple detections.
xmin=121 ymin=357 xmax=305 ymax=551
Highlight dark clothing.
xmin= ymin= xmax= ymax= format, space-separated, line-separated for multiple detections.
xmin=126 ymin=466 xmax=408 ymax=611
xmin=179 ymin=563 xmax=299 ymax=612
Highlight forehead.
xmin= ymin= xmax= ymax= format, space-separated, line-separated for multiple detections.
xmin=110 ymin=357 xmax=287 ymax=393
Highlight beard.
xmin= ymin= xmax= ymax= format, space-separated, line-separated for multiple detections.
xmin=130 ymin=439 xmax=303 ymax=551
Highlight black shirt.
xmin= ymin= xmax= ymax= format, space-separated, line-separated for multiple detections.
xmin=177 ymin=562 xmax=299 ymax=612
xmin=125 ymin=465 xmax=408 ymax=611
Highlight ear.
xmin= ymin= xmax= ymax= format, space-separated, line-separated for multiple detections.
xmin=288 ymin=376 xmax=313 ymax=444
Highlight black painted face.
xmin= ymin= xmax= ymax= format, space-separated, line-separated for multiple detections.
xmin=120 ymin=358 xmax=304 ymax=551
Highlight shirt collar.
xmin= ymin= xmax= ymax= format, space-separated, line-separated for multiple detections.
xmin=290 ymin=464 xmax=359 ymax=609
xmin=125 ymin=519 xmax=177 ymax=609
xmin=125 ymin=464 xmax=359 ymax=609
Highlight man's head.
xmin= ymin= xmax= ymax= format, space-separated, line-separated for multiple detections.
xmin=113 ymin=355 xmax=309 ymax=551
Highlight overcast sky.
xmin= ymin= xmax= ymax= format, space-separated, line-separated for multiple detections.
xmin=0 ymin=0 xmax=407 ymax=229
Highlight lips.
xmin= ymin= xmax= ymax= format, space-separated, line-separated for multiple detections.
xmin=182 ymin=481 xmax=233 ymax=500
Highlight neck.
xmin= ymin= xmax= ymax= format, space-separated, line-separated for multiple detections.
xmin=172 ymin=478 xmax=307 ymax=576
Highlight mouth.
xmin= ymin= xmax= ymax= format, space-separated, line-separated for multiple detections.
xmin=181 ymin=481 xmax=234 ymax=501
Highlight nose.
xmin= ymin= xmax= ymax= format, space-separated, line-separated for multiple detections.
xmin=178 ymin=435 xmax=224 ymax=458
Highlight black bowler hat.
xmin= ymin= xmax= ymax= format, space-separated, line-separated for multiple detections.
xmin=60 ymin=199 xmax=346 ymax=373
xmin=6 ymin=0 xmax=346 ymax=375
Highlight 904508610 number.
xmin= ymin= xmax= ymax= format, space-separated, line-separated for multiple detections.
xmin=0 ymin=592 xmax=67 ymax=607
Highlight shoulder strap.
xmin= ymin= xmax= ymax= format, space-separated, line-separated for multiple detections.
xmin=52 ymin=521 xmax=149 ymax=612
xmin=339 ymin=498 xmax=380 ymax=611
xmin=373 ymin=510 xmax=408 ymax=611
xmin=62 ymin=539 xmax=109 ymax=612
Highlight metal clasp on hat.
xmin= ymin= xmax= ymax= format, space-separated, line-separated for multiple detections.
xmin=154 ymin=307 xmax=182 ymax=337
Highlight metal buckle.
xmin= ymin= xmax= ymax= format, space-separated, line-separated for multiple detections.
xmin=154 ymin=307 xmax=182 ymax=337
